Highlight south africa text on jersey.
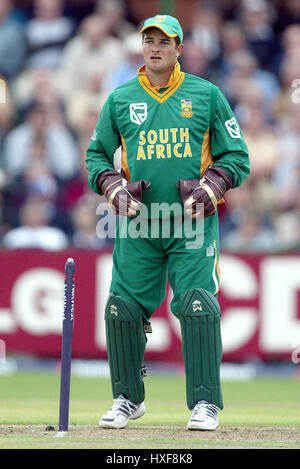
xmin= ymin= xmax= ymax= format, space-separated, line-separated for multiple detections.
xmin=137 ymin=128 xmax=192 ymax=160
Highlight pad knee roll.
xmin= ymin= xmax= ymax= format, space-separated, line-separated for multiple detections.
xmin=176 ymin=288 xmax=223 ymax=410
xmin=105 ymin=293 xmax=147 ymax=404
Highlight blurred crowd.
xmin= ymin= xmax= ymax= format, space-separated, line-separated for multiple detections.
xmin=0 ymin=0 xmax=299 ymax=252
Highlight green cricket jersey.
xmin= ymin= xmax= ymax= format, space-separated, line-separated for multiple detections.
xmin=86 ymin=62 xmax=250 ymax=208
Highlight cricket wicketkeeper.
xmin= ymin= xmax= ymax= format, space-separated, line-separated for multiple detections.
xmin=86 ymin=15 xmax=250 ymax=430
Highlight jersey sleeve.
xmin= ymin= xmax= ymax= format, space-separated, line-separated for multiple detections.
xmin=86 ymin=94 xmax=121 ymax=194
xmin=210 ymin=87 xmax=250 ymax=188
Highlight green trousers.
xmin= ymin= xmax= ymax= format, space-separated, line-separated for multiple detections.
xmin=110 ymin=214 xmax=221 ymax=318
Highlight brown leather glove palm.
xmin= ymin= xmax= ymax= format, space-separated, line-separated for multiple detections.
xmin=97 ymin=170 xmax=150 ymax=217
xmin=177 ymin=166 xmax=232 ymax=219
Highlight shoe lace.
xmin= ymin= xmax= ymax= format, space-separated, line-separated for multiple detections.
xmin=111 ymin=394 xmax=137 ymax=417
xmin=192 ymin=400 xmax=219 ymax=419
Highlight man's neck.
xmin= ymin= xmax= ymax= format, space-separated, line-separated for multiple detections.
xmin=145 ymin=65 xmax=174 ymax=88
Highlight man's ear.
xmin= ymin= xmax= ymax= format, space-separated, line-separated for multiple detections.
xmin=176 ymin=43 xmax=184 ymax=59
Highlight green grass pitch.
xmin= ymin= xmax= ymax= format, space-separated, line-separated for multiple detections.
xmin=0 ymin=370 xmax=300 ymax=449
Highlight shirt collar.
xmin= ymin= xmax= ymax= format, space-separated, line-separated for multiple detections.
xmin=137 ymin=62 xmax=181 ymax=91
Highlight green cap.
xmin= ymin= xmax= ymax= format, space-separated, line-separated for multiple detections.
xmin=139 ymin=15 xmax=183 ymax=43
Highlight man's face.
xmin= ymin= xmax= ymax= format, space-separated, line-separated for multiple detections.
xmin=142 ymin=28 xmax=183 ymax=75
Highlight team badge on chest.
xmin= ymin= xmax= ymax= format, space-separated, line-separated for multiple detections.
xmin=181 ymin=99 xmax=193 ymax=118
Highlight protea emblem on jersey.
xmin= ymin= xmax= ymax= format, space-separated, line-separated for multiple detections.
xmin=181 ymin=99 xmax=193 ymax=118
xmin=130 ymin=103 xmax=147 ymax=125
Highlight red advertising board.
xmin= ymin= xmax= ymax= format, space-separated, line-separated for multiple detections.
xmin=0 ymin=249 xmax=299 ymax=361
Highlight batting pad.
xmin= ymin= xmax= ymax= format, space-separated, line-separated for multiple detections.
xmin=176 ymin=288 xmax=223 ymax=410
xmin=105 ymin=293 xmax=147 ymax=404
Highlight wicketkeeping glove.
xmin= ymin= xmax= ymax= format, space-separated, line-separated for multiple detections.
xmin=177 ymin=166 xmax=232 ymax=219
xmin=97 ymin=170 xmax=150 ymax=217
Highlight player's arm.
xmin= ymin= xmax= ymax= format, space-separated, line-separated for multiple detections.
xmin=210 ymin=87 xmax=250 ymax=188
xmin=178 ymin=87 xmax=250 ymax=219
xmin=86 ymin=96 xmax=120 ymax=195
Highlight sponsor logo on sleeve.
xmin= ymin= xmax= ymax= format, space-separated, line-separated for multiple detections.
xmin=225 ymin=117 xmax=241 ymax=139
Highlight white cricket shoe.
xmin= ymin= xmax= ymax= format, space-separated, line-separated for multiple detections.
xmin=187 ymin=400 xmax=219 ymax=431
xmin=99 ymin=394 xmax=145 ymax=429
